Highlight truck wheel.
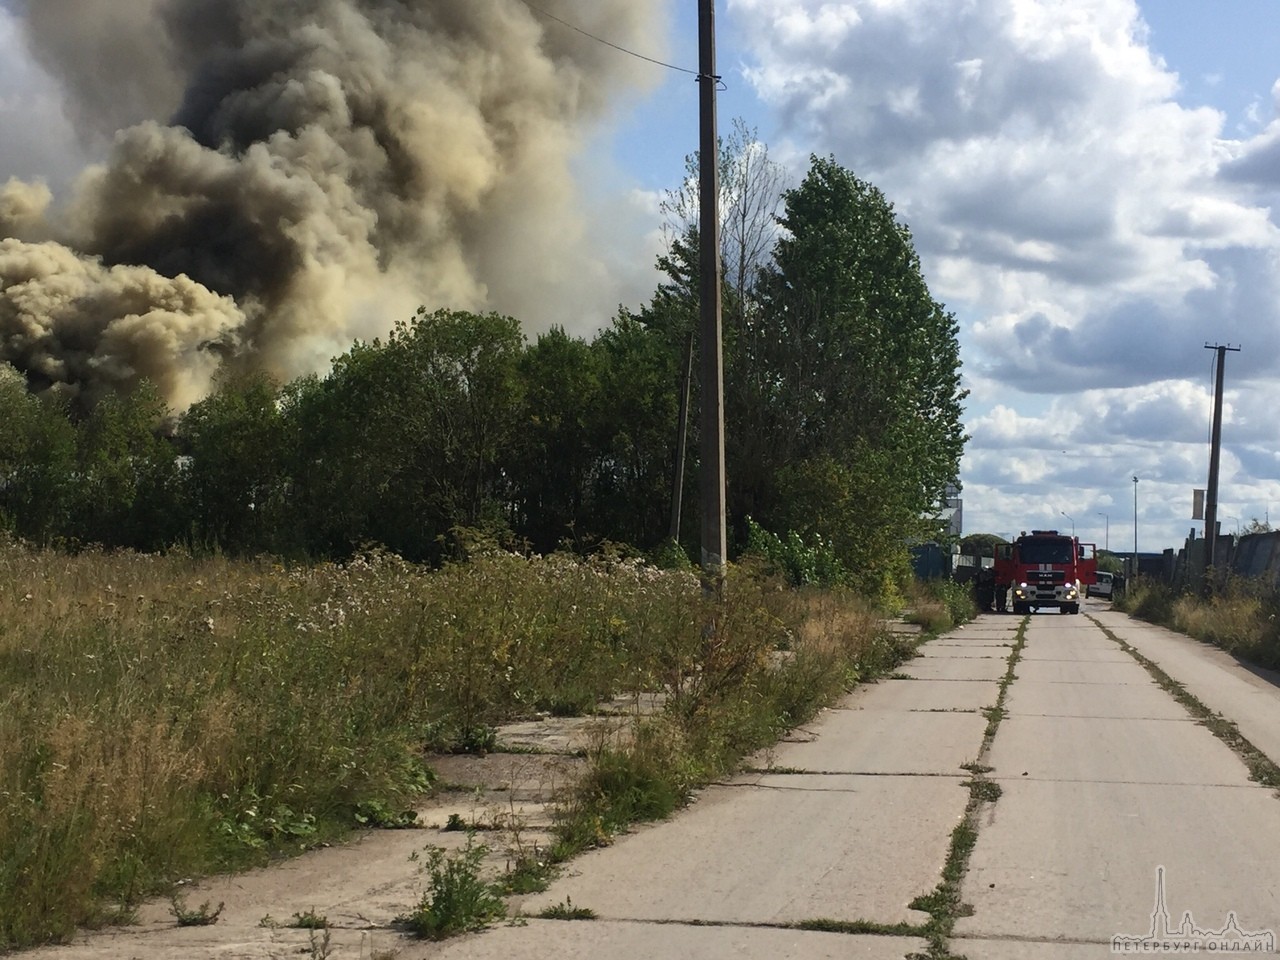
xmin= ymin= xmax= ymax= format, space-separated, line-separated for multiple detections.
xmin=1070 ymin=604 xmax=1080 ymax=614
xmin=1059 ymin=605 xmax=1069 ymax=614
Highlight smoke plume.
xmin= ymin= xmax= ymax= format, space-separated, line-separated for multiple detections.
xmin=1 ymin=0 xmax=663 ymax=407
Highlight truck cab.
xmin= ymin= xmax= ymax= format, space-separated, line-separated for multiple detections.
xmin=994 ymin=530 xmax=1097 ymax=615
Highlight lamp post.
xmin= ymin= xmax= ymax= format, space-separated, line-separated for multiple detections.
xmin=1227 ymin=515 xmax=1239 ymax=537
xmin=1097 ymin=512 xmax=1109 ymax=552
xmin=1132 ymin=476 xmax=1139 ymax=578
xmin=1060 ymin=511 xmax=1074 ymax=536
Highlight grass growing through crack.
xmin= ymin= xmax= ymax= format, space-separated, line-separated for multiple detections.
xmin=906 ymin=616 xmax=1027 ymax=960
xmin=1090 ymin=616 xmax=1280 ymax=789
xmin=397 ymin=836 xmax=506 ymax=940
xmin=169 ymin=895 xmax=224 ymax=927
xmin=538 ymin=898 xmax=596 ymax=920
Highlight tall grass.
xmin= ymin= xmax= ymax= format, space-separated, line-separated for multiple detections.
xmin=0 ymin=539 xmax=897 ymax=949
xmin=551 ymin=575 xmax=916 ymax=859
xmin=1117 ymin=578 xmax=1280 ymax=669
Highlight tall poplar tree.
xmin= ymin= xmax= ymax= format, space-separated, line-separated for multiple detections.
xmin=736 ymin=156 xmax=967 ymax=592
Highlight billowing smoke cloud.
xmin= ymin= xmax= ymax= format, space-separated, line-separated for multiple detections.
xmin=1 ymin=0 xmax=663 ymax=406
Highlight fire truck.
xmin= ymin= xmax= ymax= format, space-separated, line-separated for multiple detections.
xmin=994 ymin=529 xmax=1097 ymax=615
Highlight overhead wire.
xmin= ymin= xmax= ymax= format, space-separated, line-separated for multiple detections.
xmin=518 ymin=0 xmax=721 ymax=85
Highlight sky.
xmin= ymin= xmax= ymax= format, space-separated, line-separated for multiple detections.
xmin=2 ymin=0 xmax=1280 ymax=556
xmin=598 ymin=0 xmax=1280 ymax=555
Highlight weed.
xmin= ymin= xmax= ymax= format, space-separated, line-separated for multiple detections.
xmin=169 ymin=895 xmax=225 ymax=927
xmin=906 ymin=617 xmax=1025 ymax=960
xmin=307 ymin=925 xmax=333 ymax=960
xmin=397 ymin=836 xmax=505 ymax=940
xmin=538 ymin=897 xmax=596 ymax=920
xmin=794 ymin=918 xmax=924 ymax=936
xmin=289 ymin=908 xmax=328 ymax=929
xmin=442 ymin=813 xmax=468 ymax=832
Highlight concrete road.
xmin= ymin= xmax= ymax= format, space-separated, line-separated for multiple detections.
xmin=955 ymin=601 xmax=1280 ymax=957
xmin=440 ymin=603 xmax=1280 ymax=959
xmin=433 ymin=620 xmax=1021 ymax=959
xmin=27 ymin=605 xmax=1280 ymax=959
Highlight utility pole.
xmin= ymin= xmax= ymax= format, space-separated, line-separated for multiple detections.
xmin=1132 ymin=476 xmax=1139 ymax=578
xmin=698 ymin=0 xmax=727 ymax=588
xmin=1203 ymin=342 xmax=1240 ymax=582
xmin=669 ymin=331 xmax=694 ymax=542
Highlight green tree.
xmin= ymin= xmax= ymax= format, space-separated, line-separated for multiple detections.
xmin=283 ymin=309 xmax=525 ymax=561
xmin=178 ymin=374 xmax=288 ymax=553
xmin=71 ymin=382 xmax=180 ymax=550
xmin=0 ymin=365 xmax=76 ymax=543
xmin=735 ymin=156 xmax=968 ymax=593
xmin=509 ymin=327 xmax=604 ymax=552
xmin=583 ymin=312 xmax=683 ymax=551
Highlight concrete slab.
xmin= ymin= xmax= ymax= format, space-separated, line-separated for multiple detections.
xmin=899 ymin=656 xmax=1009 ymax=681
xmin=987 ymin=714 xmax=1251 ymax=785
xmin=1097 ymin=609 xmax=1280 ymax=765
xmin=766 ymin=708 xmax=988 ymax=775
xmin=953 ymin=938 xmax=1126 ymax=959
xmin=1003 ymin=679 xmax=1190 ymax=721
xmin=957 ymin=779 xmax=1280 ymax=943
xmin=938 ymin=626 xmax=1020 ymax=642
xmin=1019 ymin=646 xmax=1135 ymax=663
xmin=845 ymin=678 xmax=998 ymax=712
xmin=431 ymin=921 xmax=928 ymax=960
xmin=520 ymin=774 xmax=968 ymax=927
xmin=1013 ymin=658 xmax=1154 ymax=686
xmin=918 ymin=646 xmax=1009 ymax=659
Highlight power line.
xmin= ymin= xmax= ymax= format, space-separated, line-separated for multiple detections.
xmin=519 ymin=0 xmax=704 ymax=78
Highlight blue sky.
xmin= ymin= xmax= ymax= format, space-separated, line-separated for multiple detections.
xmin=3 ymin=0 xmax=1280 ymax=554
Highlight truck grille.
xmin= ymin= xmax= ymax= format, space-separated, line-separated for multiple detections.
xmin=1026 ymin=570 xmax=1065 ymax=585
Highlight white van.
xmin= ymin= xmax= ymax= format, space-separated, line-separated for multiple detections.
xmin=1086 ymin=571 xmax=1114 ymax=600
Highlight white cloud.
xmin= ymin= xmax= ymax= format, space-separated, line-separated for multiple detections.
xmin=730 ymin=0 xmax=1280 ymax=549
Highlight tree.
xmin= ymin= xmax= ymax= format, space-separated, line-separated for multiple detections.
xmin=282 ymin=309 xmax=526 ymax=561
xmin=734 ymin=156 xmax=968 ymax=593
xmin=0 ymin=364 xmax=76 ymax=543
xmin=582 ymin=312 xmax=683 ymax=551
xmin=178 ymin=374 xmax=288 ymax=553
xmin=72 ymin=382 xmax=181 ymax=550
xmin=508 ymin=327 xmax=604 ymax=552
xmin=960 ymin=533 xmax=1009 ymax=558
xmin=659 ymin=118 xmax=789 ymax=321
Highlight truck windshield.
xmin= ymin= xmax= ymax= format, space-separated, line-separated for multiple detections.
xmin=1019 ymin=540 xmax=1073 ymax=564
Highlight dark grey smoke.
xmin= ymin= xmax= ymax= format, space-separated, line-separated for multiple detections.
xmin=1 ymin=0 xmax=664 ymax=406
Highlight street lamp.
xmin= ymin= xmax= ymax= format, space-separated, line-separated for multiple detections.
xmin=1226 ymin=515 xmax=1239 ymax=536
xmin=1097 ymin=512 xmax=1109 ymax=551
xmin=1060 ymin=511 xmax=1075 ymax=536
xmin=1132 ymin=476 xmax=1139 ymax=577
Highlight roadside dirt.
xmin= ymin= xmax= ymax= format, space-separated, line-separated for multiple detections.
xmin=21 ymin=699 xmax=661 ymax=960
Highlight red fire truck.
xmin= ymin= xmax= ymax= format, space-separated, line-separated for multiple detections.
xmin=994 ymin=529 xmax=1097 ymax=615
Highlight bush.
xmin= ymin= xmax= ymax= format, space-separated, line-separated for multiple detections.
xmin=744 ymin=518 xmax=847 ymax=588
xmin=903 ymin=578 xmax=976 ymax=634
xmin=398 ymin=836 xmax=505 ymax=940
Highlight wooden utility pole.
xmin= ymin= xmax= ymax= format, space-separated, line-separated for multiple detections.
xmin=698 ymin=0 xmax=726 ymax=586
xmin=669 ymin=331 xmax=694 ymax=542
xmin=1203 ymin=342 xmax=1241 ymax=582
